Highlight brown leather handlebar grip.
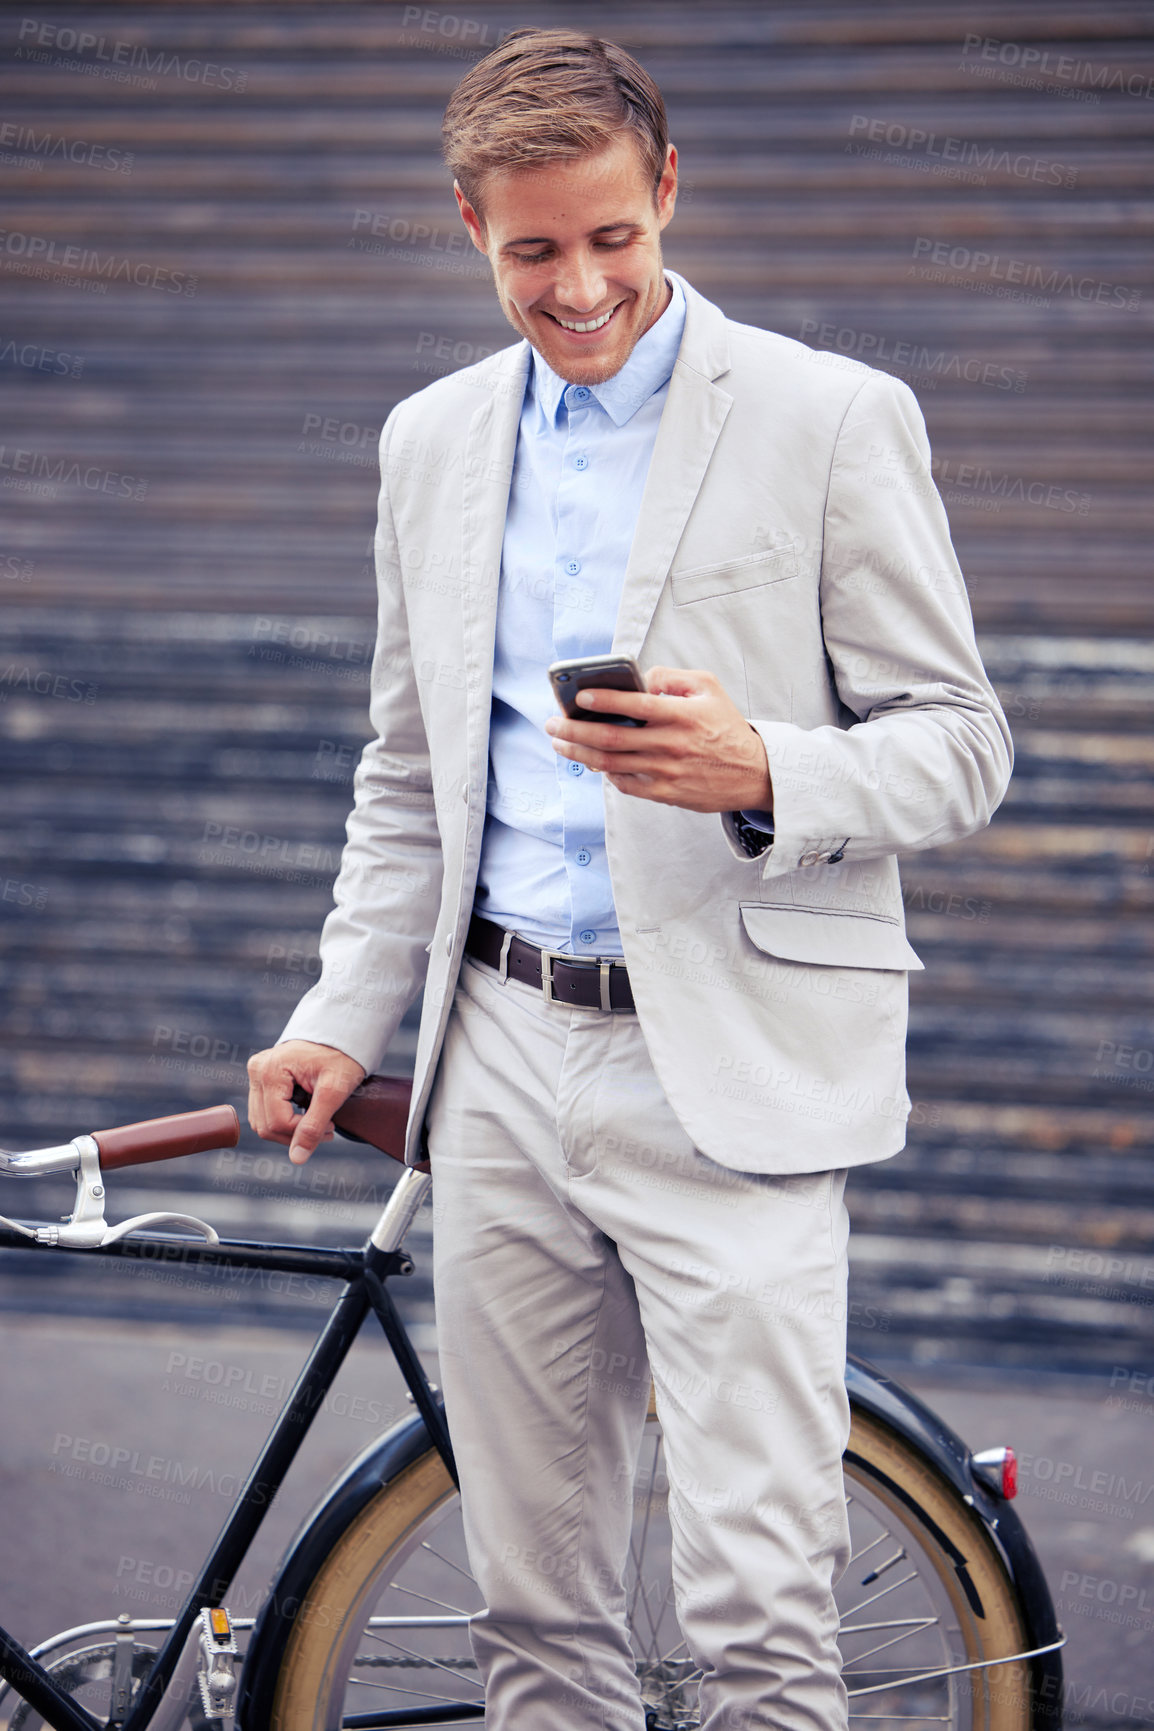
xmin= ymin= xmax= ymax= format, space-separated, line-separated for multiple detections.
xmin=291 ymin=1074 xmax=426 ymax=1170
xmin=333 ymin=1075 xmax=419 ymax=1167
xmin=92 ymin=1105 xmax=241 ymax=1171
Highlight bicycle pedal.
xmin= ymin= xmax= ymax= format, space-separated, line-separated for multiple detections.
xmin=197 ymin=1607 xmax=239 ymax=1719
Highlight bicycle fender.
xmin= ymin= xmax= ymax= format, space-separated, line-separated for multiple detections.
xmin=847 ymin=1354 xmax=1063 ymax=1728
xmin=236 ymin=1406 xmax=436 ymax=1731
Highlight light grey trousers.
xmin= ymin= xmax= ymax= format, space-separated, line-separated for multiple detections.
xmin=426 ymin=953 xmax=852 ymax=1731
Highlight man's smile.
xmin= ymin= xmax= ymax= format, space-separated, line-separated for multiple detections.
xmin=544 ymin=303 xmax=623 ymax=335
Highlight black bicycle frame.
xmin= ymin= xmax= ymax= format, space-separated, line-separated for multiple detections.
xmin=0 ymin=1226 xmax=457 ymax=1731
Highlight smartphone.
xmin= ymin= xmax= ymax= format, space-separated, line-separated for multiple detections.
xmin=548 ymin=654 xmax=647 ymax=727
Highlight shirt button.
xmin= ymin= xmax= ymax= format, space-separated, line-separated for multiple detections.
xmin=571 ymin=387 xmax=590 ymax=402
xmin=567 ymin=761 xmax=584 ymax=776
xmin=576 ymin=848 xmax=591 ymax=865
xmin=573 ymin=454 xmax=589 ymax=470
xmin=579 ymin=929 xmax=597 ymax=945
xmin=564 ymin=559 xmax=581 ymax=576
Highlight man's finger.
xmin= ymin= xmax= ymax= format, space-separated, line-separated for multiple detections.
xmin=287 ymin=1076 xmax=357 ymax=1165
xmin=569 ymin=685 xmax=674 ymax=721
xmin=287 ymin=1099 xmax=335 ymax=1165
xmin=547 ymin=715 xmax=663 ymax=754
xmin=247 ymin=1062 xmax=292 ymax=1145
xmin=643 ymin=665 xmax=718 ymax=699
xmin=248 ymin=1051 xmax=310 ymax=1144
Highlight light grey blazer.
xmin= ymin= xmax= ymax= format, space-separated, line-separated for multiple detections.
xmin=281 ymin=270 xmax=1012 ymax=1175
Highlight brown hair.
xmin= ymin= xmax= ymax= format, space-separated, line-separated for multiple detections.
xmin=442 ymin=28 xmax=669 ymax=215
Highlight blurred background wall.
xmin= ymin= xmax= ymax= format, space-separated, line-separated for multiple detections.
xmin=1 ymin=0 xmax=1153 ymax=1708
xmin=5 ymin=0 xmax=1151 ymax=1360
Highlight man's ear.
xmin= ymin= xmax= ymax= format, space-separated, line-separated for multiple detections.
xmin=655 ymin=144 xmax=678 ymax=230
xmin=454 ymin=180 xmax=487 ymax=254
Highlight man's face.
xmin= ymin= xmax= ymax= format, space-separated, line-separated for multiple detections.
xmin=455 ymin=136 xmax=678 ymax=386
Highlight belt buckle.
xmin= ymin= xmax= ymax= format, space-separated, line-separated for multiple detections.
xmin=539 ymin=946 xmax=565 ymax=1005
xmin=540 ymin=947 xmax=615 ymax=1010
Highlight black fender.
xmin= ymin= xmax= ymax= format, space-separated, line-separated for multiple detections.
xmin=847 ymin=1354 xmax=1063 ymax=1728
xmin=238 ymin=1358 xmax=1062 ymax=1730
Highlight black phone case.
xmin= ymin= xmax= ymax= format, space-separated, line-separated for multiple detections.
xmin=551 ymin=663 xmax=647 ymax=727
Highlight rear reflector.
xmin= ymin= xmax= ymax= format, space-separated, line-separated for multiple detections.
xmin=972 ymin=1444 xmax=1018 ymax=1499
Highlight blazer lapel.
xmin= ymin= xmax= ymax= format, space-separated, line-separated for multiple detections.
xmin=613 ymin=275 xmax=733 ymax=659
xmin=458 ymin=340 xmax=528 ymax=817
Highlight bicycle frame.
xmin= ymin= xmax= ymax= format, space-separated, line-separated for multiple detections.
xmin=0 ymin=1167 xmax=447 ymax=1731
xmin=0 ymin=1159 xmax=1066 ymax=1731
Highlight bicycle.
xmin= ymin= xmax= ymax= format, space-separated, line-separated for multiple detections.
xmin=0 ymin=1090 xmax=1065 ymax=1731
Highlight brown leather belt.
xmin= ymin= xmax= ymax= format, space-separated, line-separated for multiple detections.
xmin=466 ymin=913 xmax=635 ymax=1012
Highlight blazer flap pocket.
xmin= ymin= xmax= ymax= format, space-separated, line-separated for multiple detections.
xmin=740 ymin=903 xmax=924 ymax=971
xmin=671 ymin=547 xmax=800 ymax=606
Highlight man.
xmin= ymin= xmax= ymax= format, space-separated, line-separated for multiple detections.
xmin=248 ymin=28 xmax=1012 ymax=1731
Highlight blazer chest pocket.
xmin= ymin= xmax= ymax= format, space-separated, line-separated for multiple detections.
xmin=739 ymin=903 xmax=924 ymax=971
xmin=671 ymin=547 xmax=800 ymax=606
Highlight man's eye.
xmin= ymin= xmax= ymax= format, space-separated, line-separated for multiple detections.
xmin=596 ymin=237 xmax=633 ymax=249
xmin=513 ymin=250 xmax=550 ymax=264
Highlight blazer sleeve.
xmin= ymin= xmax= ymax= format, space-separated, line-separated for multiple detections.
xmin=278 ymin=404 xmax=445 ymax=1071
xmin=728 ymin=370 xmax=1013 ymax=878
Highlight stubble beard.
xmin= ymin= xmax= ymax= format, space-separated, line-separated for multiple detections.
xmin=499 ymin=268 xmax=668 ymax=388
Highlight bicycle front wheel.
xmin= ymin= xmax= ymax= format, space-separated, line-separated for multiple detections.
xmin=268 ymin=1404 xmax=1032 ymax=1731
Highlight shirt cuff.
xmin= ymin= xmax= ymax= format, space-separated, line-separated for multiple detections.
xmin=739 ymin=809 xmax=775 ymax=836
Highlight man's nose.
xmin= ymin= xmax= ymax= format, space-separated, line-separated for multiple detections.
xmin=553 ymin=251 xmax=608 ymax=314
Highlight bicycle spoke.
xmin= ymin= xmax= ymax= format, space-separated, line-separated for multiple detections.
xmin=630 ymin=1570 xmax=676 ymax=1664
xmin=846 ymin=1530 xmax=889 ymax=1570
xmin=654 ymin=1651 xmax=705 ymax=1689
xmin=626 ymin=1434 xmax=663 ymax=1659
xmin=418 ymin=1542 xmax=477 ymax=1586
xmin=839 ymin=1570 xmax=920 ymax=1621
xmin=383 ymin=1585 xmax=474 ymax=1615
xmin=841 ymin=1621 xmax=942 ymax=1668
xmin=654 ymin=1632 xmax=695 ymax=1671
xmin=840 ymin=1619 xmax=940 ymax=1636
xmin=859 ymin=1547 xmax=907 ymax=1586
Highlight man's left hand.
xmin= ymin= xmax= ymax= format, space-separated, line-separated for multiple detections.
xmin=544 ymin=666 xmax=773 ymax=815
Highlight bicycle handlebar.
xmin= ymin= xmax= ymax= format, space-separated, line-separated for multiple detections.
xmin=92 ymin=1105 xmax=240 ymax=1170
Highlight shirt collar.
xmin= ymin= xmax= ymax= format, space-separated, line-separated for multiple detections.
xmin=529 ymin=273 xmax=686 ymax=429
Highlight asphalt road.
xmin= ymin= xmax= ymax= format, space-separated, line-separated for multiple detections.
xmin=0 ymin=1314 xmax=1151 ymax=1729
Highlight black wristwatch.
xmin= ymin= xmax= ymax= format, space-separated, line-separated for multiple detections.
xmin=732 ymin=813 xmax=774 ymax=858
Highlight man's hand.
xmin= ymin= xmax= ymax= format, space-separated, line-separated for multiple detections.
xmin=247 ymin=1040 xmax=366 ymax=1166
xmin=544 ymin=666 xmax=773 ymax=815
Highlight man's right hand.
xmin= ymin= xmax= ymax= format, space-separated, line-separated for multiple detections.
xmin=247 ymin=1040 xmax=366 ymax=1166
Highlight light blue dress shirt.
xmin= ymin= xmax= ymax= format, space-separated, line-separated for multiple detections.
xmin=474 ymin=276 xmax=687 ymax=957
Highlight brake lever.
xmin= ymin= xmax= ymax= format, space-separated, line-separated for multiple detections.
xmin=29 ymin=1136 xmax=219 ymax=1249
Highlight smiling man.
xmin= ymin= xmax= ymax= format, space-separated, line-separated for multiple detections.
xmin=247 ymin=28 xmax=1012 ymax=1731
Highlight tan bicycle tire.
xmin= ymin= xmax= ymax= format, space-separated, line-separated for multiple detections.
xmin=270 ymin=1449 xmax=457 ymax=1731
xmin=269 ymin=1408 xmax=1033 ymax=1731
xmin=845 ymin=1410 xmax=1031 ymax=1730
